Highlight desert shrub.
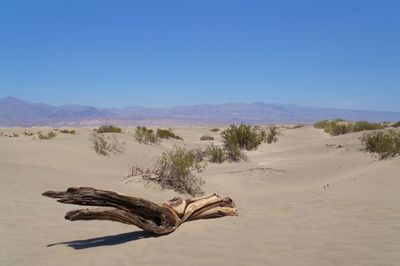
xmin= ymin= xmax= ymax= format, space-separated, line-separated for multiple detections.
xmin=134 ymin=126 xmax=159 ymax=144
xmin=224 ymin=141 xmax=247 ymax=161
xmin=157 ymin=146 xmax=206 ymax=195
xmin=59 ymin=129 xmax=76 ymax=134
xmin=352 ymin=121 xmax=383 ymax=132
xmin=221 ymin=124 xmax=263 ymax=151
xmin=210 ymin=128 xmax=220 ymax=132
xmin=13 ymin=133 xmax=19 ymax=137
xmin=361 ymin=129 xmax=400 ymax=159
xmin=221 ymin=124 xmax=265 ymax=161
xmin=96 ymin=125 xmax=122 ymax=133
xmin=266 ymin=127 xmax=278 ymax=144
xmin=315 ymin=118 xmax=345 ymax=129
xmin=23 ymin=131 xmax=34 ymax=136
xmin=391 ymin=121 xmax=400 ymax=128
xmin=38 ymin=131 xmax=57 ymax=140
xmin=156 ymin=128 xmax=183 ymax=140
xmin=328 ymin=123 xmax=353 ymax=136
xmin=200 ymin=135 xmax=214 ymax=141
xmin=314 ymin=119 xmax=352 ymax=136
xmin=91 ymin=132 xmax=125 ymax=156
xmin=207 ymin=145 xmax=226 ymax=163
xmin=315 ymin=119 xmax=391 ymax=136
xmin=129 ymin=146 xmax=205 ymax=196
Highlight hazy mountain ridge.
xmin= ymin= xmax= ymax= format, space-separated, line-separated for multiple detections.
xmin=0 ymin=97 xmax=399 ymax=126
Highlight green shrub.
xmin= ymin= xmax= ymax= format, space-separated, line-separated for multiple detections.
xmin=90 ymin=132 xmax=125 ymax=156
xmin=200 ymin=135 xmax=214 ymax=141
xmin=221 ymin=124 xmax=263 ymax=151
xmin=315 ymin=119 xmax=352 ymax=136
xmin=361 ymin=129 xmax=400 ymax=159
xmin=210 ymin=128 xmax=220 ymax=132
xmin=134 ymin=126 xmax=159 ymax=144
xmin=352 ymin=121 xmax=383 ymax=132
xmin=96 ymin=125 xmax=122 ymax=133
xmin=59 ymin=129 xmax=76 ymax=134
xmin=327 ymin=123 xmax=353 ymax=136
xmin=141 ymin=146 xmax=206 ymax=196
xmin=156 ymin=128 xmax=183 ymax=140
xmin=221 ymin=124 xmax=265 ymax=161
xmin=38 ymin=131 xmax=57 ymax=140
xmin=315 ymin=119 xmax=392 ymax=136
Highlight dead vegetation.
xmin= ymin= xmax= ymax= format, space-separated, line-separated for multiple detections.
xmin=43 ymin=187 xmax=237 ymax=235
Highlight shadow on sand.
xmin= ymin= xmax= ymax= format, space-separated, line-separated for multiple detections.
xmin=47 ymin=231 xmax=159 ymax=250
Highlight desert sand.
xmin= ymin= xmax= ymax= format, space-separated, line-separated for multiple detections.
xmin=0 ymin=125 xmax=399 ymax=266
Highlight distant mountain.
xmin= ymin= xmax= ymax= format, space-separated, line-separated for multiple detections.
xmin=0 ymin=97 xmax=399 ymax=126
xmin=0 ymin=97 xmax=114 ymax=126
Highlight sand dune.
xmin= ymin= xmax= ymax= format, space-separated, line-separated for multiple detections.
xmin=1 ymin=126 xmax=399 ymax=265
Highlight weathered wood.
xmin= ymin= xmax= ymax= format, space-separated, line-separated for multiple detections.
xmin=42 ymin=187 xmax=237 ymax=235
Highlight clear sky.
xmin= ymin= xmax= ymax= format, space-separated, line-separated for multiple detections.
xmin=0 ymin=0 xmax=399 ymax=111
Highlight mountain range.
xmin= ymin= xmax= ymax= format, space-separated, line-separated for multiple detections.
xmin=1 ymin=97 xmax=399 ymax=126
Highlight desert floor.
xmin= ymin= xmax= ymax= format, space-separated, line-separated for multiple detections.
xmin=0 ymin=125 xmax=399 ymax=266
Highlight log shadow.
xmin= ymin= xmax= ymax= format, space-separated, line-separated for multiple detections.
xmin=47 ymin=231 xmax=159 ymax=250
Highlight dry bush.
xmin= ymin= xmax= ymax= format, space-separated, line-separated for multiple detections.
xmin=91 ymin=132 xmax=125 ymax=156
xmin=127 ymin=146 xmax=205 ymax=196
xmin=210 ymin=128 xmax=220 ymax=132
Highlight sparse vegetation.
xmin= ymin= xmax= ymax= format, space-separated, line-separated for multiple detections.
xmin=59 ymin=129 xmax=76 ymax=134
xmin=95 ymin=125 xmax=122 ymax=133
xmin=352 ymin=121 xmax=383 ymax=132
xmin=23 ymin=131 xmax=34 ymax=136
xmin=156 ymin=128 xmax=183 ymax=140
xmin=200 ymin=135 xmax=214 ymax=141
xmin=361 ymin=129 xmax=400 ymax=159
xmin=38 ymin=131 xmax=57 ymax=140
xmin=266 ymin=127 xmax=278 ymax=144
xmin=314 ymin=119 xmax=398 ymax=136
xmin=314 ymin=119 xmax=354 ymax=136
xmin=134 ymin=126 xmax=159 ymax=144
xmin=91 ymin=132 xmax=125 ymax=156
xmin=13 ymin=133 xmax=19 ymax=137
xmin=392 ymin=121 xmax=400 ymax=128
xmin=127 ymin=146 xmax=206 ymax=196
xmin=210 ymin=128 xmax=220 ymax=132
xmin=206 ymin=145 xmax=226 ymax=163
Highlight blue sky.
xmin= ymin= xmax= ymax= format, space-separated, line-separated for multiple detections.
xmin=0 ymin=0 xmax=399 ymax=110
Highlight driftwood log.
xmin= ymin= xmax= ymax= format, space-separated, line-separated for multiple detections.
xmin=42 ymin=187 xmax=238 ymax=235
